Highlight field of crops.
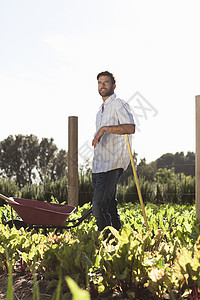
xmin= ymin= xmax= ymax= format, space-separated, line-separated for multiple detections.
xmin=0 ymin=202 xmax=200 ymax=299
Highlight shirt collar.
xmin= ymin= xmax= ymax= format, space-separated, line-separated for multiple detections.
xmin=99 ymin=93 xmax=116 ymax=110
xmin=104 ymin=93 xmax=116 ymax=105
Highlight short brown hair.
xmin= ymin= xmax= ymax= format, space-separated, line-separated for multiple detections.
xmin=97 ymin=71 xmax=116 ymax=85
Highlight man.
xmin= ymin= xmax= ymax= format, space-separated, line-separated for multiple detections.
xmin=92 ymin=71 xmax=135 ymax=231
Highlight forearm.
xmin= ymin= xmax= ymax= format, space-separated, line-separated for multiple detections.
xmin=92 ymin=123 xmax=135 ymax=148
xmin=102 ymin=123 xmax=135 ymax=135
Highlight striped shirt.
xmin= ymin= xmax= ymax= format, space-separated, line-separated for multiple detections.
xmin=92 ymin=93 xmax=135 ymax=173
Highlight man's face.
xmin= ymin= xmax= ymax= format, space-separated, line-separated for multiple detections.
xmin=98 ymin=75 xmax=116 ymax=98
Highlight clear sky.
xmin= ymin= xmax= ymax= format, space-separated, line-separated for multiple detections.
xmin=0 ymin=0 xmax=199 ymax=166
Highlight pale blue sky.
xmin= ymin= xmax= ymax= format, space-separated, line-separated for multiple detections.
xmin=0 ymin=0 xmax=199 ymax=165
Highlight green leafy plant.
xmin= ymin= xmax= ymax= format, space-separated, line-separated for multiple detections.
xmin=173 ymin=235 xmax=200 ymax=299
xmin=66 ymin=276 xmax=91 ymax=299
xmin=0 ymin=202 xmax=199 ymax=299
xmin=6 ymin=248 xmax=13 ymax=300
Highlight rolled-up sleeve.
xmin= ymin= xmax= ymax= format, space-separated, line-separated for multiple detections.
xmin=116 ymin=99 xmax=135 ymax=125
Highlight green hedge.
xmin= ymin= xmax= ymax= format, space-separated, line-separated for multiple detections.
xmin=0 ymin=171 xmax=195 ymax=207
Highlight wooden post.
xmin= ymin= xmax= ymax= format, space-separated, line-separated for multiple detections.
xmin=196 ymin=96 xmax=200 ymax=219
xmin=68 ymin=116 xmax=78 ymax=208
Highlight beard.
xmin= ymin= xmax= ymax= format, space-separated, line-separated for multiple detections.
xmin=99 ymin=86 xmax=114 ymax=98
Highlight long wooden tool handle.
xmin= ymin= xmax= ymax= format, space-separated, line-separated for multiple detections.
xmin=125 ymin=134 xmax=149 ymax=231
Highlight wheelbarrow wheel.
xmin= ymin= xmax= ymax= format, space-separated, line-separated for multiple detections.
xmin=5 ymin=219 xmax=28 ymax=230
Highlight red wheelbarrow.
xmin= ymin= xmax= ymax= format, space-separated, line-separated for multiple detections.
xmin=0 ymin=193 xmax=92 ymax=231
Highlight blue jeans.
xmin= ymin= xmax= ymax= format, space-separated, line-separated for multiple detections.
xmin=92 ymin=168 xmax=123 ymax=231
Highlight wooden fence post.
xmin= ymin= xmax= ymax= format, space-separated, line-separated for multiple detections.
xmin=68 ymin=116 xmax=78 ymax=208
xmin=196 ymin=96 xmax=200 ymax=219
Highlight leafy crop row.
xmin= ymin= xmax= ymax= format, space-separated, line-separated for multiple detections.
xmin=0 ymin=202 xmax=200 ymax=299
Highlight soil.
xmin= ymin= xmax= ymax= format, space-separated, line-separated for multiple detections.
xmin=0 ymin=270 xmax=155 ymax=300
xmin=0 ymin=270 xmax=125 ymax=300
xmin=0 ymin=270 xmax=54 ymax=300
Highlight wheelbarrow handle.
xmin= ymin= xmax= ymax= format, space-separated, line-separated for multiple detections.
xmin=66 ymin=207 xmax=92 ymax=224
xmin=76 ymin=207 xmax=92 ymax=223
xmin=63 ymin=207 xmax=92 ymax=228
xmin=0 ymin=193 xmax=19 ymax=205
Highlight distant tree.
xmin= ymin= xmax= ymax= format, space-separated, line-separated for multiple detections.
xmin=156 ymin=151 xmax=195 ymax=177
xmin=37 ymin=138 xmax=58 ymax=182
xmin=137 ymin=158 xmax=157 ymax=181
xmin=185 ymin=151 xmax=195 ymax=176
xmin=22 ymin=135 xmax=40 ymax=183
xmin=0 ymin=135 xmax=20 ymax=181
xmin=157 ymin=153 xmax=174 ymax=170
xmin=0 ymin=135 xmax=68 ymax=187
xmin=0 ymin=134 xmax=39 ymax=186
xmin=174 ymin=152 xmax=185 ymax=174
xmin=52 ymin=149 xmax=68 ymax=180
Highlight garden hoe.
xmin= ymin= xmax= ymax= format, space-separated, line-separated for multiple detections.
xmin=125 ymin=134 xmax=149 ymax=231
